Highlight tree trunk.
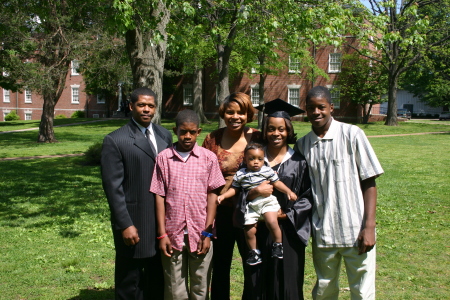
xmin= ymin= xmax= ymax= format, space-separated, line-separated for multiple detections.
xmin=125 ymin=2 xmax=170 ymax=125
xmin=216 ymin=43 xmax=232 ymax=128
xmin=37 ymin=62 xmax=70 ymax=143
xmin=362 ymin=102 xmax=373 ymax=124
xmin=38 ymin=96 xmax=58 ymax=143
xmin=216 ymin=15 xmax=239 ymax=128
xmin=193 ymin=68 xmax=209 ymax=124
xmin=385 ymin=72 xmax=399 ymax=126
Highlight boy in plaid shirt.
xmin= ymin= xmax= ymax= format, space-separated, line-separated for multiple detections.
xmin=150 ymin=110 xmax=225 ymax=300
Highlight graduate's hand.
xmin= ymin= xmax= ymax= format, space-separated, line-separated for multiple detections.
xmin=122 ymin=225 xmax=140 ymax=246
xmin=253 ymin=180 xmax=274 ymax=198
xmin=277 ymin=209 xmax=287 ymax=220
xmin=196 ymin=236 xmax=211 ymax=255
xmin=287 ymin=191 xmax=297 ymax=201
xmin=159 ymin=236 xmax=173 ymax=257
xmin=217 ymin=195 xmax=223 ymax=205
xmin=357 ymin=227 xmax=376 ymax=255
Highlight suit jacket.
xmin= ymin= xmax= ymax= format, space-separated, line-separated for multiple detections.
xmin=101 ymin=120 xmax=172 ymax=258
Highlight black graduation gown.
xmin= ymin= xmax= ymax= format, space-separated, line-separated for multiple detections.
xmin=238 ymin=152 xmax=312 ymax=300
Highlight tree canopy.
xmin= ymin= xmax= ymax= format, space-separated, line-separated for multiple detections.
xmin=337 ymin=53 xmax=387 ymax=123
xmin=349 ymin=0 xmax=450 ymax=125
xmin=400 ymin=2 xmax=450 ymax=110
xmin=0 ymin=0 xmax=107 ymax=142
xmin=79 ymin=32 xmax=132 ymax=117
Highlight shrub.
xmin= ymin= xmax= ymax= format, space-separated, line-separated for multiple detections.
xmin=55 ymin=114 xmax=67 ymax=119
xmin=5 ymin=111 xmax=20 ymax=121
xmin=71 ymin=110 xmax=85 ymax=118
xmin=84 ymin=142 xmax=102 ymax=165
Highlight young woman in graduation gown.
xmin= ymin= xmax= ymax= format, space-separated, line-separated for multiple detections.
xmin=238 ymin=100 xmax=312 ymax=300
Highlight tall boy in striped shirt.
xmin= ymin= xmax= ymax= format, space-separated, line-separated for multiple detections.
xmin=295 ymin=86 xmax=384 ymax=300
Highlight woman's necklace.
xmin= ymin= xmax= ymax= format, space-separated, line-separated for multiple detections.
xmin=266 ymin=150 xmax=282 ymax=166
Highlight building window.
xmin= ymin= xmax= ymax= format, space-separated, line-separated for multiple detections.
xmin=71 ymin=85 xmax=80 ymax=104
xmin=183 ymin=84 xmax=193 ymax=105
xmin=71 ymin=60 xmax=80 ymax=75
xmin=329 ymin=86 xmax=340 ymax=109
xmin=25 ymin=112 xmax=32 ymax=120
xmin=25 ymin=89 xmax=32 ymax=103
xmin=3 ymin=89 xmax=10 ymax=103
xmin=3 ymin=111 xmax=10 ymax=121
xmin=288 ymin=56 xmax=300 ymax=73
xmin=92 ymin=114 xmax=100 ymax=118
xmin=287 ymin=85 xmax=301 ymax=107
xmin=97 ymin=94 xmax=105 ymax=104
xmin=329 ymin=53 xmax=342 ymax=73
xmin=250 ymin=85 xmax=259 ymax=106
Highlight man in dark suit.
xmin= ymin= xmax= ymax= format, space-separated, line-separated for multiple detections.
xmin=101 ymin=87 xmax=172 ymax=300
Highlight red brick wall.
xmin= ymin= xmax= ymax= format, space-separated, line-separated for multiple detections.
xmin=162 ymin=37 xmax=380 ymax=123
xmin=0 ymin=68 xmax=114 ymax=121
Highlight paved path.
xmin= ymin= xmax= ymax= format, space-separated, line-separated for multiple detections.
xmin=406 ymin=119 xmax=450 ymax=125
xmin=368 ymin=131 xmax=449 ymax=138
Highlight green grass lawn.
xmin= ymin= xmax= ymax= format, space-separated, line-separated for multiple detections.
xmin=0 ymin=118 xmax=97 ymax=132
xmin=0 ymin=119 xmax=449 ymax=299
xmin=1 ymin=118 xmax=449 ymax=159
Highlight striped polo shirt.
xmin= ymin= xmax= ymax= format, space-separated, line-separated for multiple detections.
xmin=232 ymin=165 xmax=279 ymax=192
xmin=295 ymin=119 xmax=384 ymax=248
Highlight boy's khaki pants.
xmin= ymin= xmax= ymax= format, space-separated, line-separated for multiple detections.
xmin=161 ymin=234 xmax=213 ymax=300
xmin=312 ymin=242 xmax=376 ymax=300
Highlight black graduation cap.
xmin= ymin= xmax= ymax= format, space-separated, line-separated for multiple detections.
xmin=255 ymin=98 xmax=305 ymax=120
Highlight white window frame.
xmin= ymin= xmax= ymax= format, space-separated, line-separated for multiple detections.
xmin=3 ymin=110 xmax=10 ymax=121
xmin=25 ymin=89 xmax=32 ymax=103
xmin=288 ymin=56 xmax=300 ymax=73
xmin=71 ymin=85 xmax=80 ymax=104
xmin=183 ymin=84 xmax=193 ymax=106
xmin=25 ymin=111 xmax=32 ymax=120
xmin=71 ymin=60 xmax=80 ymax=76
xmin=92 ymin=114 xmax=100 ymax=118
xmin=250 ymin=84 xmax=260 ymax=106
xmin=328 ymin=53 xmax=342 ymax=73
xmin=3 ymin=89 xmax=10 ymax=103
xmin=327 ymin=85 xmax=341 ymax=109
xmin=97 ymin=94 xmax=105 ymax=104
xmin=287 ymin=84 xmax=301 ymax=107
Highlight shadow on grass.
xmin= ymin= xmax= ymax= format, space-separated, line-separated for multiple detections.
xmin=0 ymin=156 xmax=108 ymax=237
xmin=0 ymin=118 xmax=102 ymax=128
xmin=0 ymin=120 xmax=129 ymax=149
xmin=62 ymin=119 xmax=129 ymax=129
xmin=67 ymin=288 xmax=114 ymax=300
xmin=0 ymin=120 xmax=40 ymax=128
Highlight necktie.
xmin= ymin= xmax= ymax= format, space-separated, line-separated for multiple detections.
xmin=145 ymin=129 xmax=157 ymax=155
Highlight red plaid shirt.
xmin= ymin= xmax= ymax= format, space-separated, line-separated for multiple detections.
xmin=150 ymin=143 xmax=225 ymax=252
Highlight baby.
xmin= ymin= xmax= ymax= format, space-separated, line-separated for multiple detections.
xmin=217 ymin=142 xmax=297 ymax=265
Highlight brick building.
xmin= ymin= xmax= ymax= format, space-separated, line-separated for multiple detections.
xmin=164 ymin=37 xmax=384 ymax=123
xmin=2 ymin=39 xmax=384 ymax=123
xmin=0 ymin=61 xmax=116 ymax=121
